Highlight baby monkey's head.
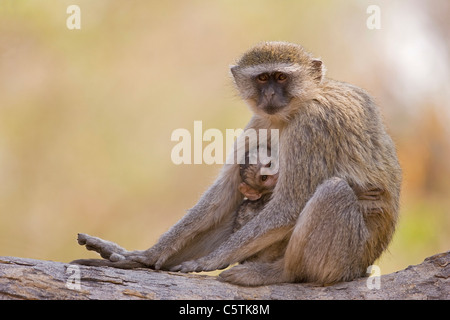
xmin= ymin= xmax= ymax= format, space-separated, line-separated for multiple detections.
xmin=238 ymin=155 xmax=278 ymax=201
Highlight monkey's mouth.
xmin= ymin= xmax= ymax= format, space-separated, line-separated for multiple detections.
xmin=261 ymin=104 xmax=287 ymax=115
xmin=257 ymin=96 xmax=291 ymax=115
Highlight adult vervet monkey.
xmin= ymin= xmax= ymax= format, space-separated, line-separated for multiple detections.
xmin=73 ymin=42 xmax=401 ymax=286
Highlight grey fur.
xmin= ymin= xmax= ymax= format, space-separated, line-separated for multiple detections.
xmin=74 ymin=42 xmax=401 ymax=286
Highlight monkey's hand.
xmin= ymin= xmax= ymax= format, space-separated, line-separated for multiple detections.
xmin=125 ymin=245 xmax=179 ymax=270
xmin=77 ymin=233 xmax=127 ymax=262
xmin=170 ymin=256 xmax=230 ymax=273
xmin=357 ymin=187 xmax=384 ymax=201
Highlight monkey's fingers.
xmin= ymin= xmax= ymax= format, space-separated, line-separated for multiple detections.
xmin=358 ymin=188 xmax=384 ymax=201
xmin=126 ymin=249 xmax=164 ymax=269
xmin=77 ymin=233 xmax=89 ymax=245
xmin=77 ymin=233 xmax=127 ymax=260
xmin=152 ymin=247 xmax=180 ymax=270
xmin=171 ymin=259 xmax=229 ymax=273
xmin=170 ymin=260 xmax=204 ymax=273
xmin=169 ymin=264 xmax=183 ymax=272
xmin=127 ymin=254 xmax=152 ymax=267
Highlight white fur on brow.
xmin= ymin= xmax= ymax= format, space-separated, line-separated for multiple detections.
xmin=231 ymin=63 xmax=302 ymax=77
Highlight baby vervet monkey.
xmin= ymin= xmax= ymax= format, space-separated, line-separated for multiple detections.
xmin=234 ymin=151 xmax=279 ymax=232
xmin=73 ymin=41 xmax=401 ymax=287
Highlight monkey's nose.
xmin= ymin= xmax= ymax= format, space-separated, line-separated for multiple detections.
xmin=264 ymin=88 xmax=275 ymax=99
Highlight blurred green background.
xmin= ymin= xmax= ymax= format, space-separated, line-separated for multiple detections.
xmin=0 ymin=0 xmax=449 ymax=276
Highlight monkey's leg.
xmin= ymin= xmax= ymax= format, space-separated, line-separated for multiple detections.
xmin=170 ymin=214 xmax=293 ymax=274
xmin=127 ymin=162 xmax=244 ymax=269
xmin=75 ymin=170 xmax=241 ymax=269
xmin=220 ymin=177 xmax=370 ymax=286
xmin=282 ymin=177 xmax=370 ymax=284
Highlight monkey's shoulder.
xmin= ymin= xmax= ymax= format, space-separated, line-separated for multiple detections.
xmin=324 ymin=80 xmax=383 ymax=119
xmin=320 ymin=79 xmax=375 ymax=108
xmin=298 ymin=79 xmax=383 ymax=131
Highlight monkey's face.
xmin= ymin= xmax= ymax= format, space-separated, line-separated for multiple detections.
xmin=239 ymin=162 xmax=279 ymax=201
xmin=254 ymin=72 xmax=292 ymax=115
xmin=230 ymin=64 xmax=300 ymax=120
xmin=256 ymin=169 xmax=279 ymax=192
xmin=231 ymin=42 xmax=326 ymax=121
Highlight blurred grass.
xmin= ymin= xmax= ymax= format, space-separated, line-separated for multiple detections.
xmin=0 ymin=0 xmax=448 ymax=276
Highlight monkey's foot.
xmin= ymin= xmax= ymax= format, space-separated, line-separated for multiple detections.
xmin=77 ymin=233 xmax=127 ymax=261
xmin=170 ymin=260 xmax=211 ymax=273
xmin=170 ymin=257 xmax=229 ymax=273
xmin=219 ymin=263 xmax=284 ymax=286
xmin=358 ymin=188 xmax=384 ymax=201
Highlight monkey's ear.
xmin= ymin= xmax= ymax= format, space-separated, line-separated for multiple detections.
xmin=310 ymin=59 xmax=326 ymax=83
xmin=230 ymin=65 xmax=239 ymax=78
xmin=238 ymin=182 xmax=262 ymax=201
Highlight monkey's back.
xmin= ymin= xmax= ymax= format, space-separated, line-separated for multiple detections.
xmin=280 ymin=79 xmax=402 ymax=264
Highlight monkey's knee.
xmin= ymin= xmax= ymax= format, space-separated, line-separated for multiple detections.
xmin=304 ymin=177 xmax=359 ymax=217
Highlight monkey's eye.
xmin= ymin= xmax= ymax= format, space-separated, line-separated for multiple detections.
xmin=261 ymin=175 xmax=268 ymax=181
xmin=257 ymin=73 xmax=269 ymax=83
xmin=276 ymin=72 xmax=287 ymax=82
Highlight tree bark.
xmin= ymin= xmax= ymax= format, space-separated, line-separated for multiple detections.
xmin=0 ymin=252 xmax=448 ymax=300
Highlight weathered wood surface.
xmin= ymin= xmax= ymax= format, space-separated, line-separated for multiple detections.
xmin=0 ymin=251 xmax=448 ymax=300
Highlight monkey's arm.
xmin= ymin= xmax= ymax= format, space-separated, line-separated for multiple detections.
xmin=76 ymin=118 xmax=258 ymax=267
xmin=127 ymin=163 xmax=244 ymax=269
xmin=170 ymin=183 xmax=387 ymax=274
xmin=170 ymin=196 xmax=295 ymax=273
xmin=169 ymin=116 xmax=307 ymax=273
xmin=126 ymin=118 xmax=266 ymax=269
xmin=75 ymin=164 xmax=242 ymax=268
xmin=75 ymin=165 xmax=243 ymax=268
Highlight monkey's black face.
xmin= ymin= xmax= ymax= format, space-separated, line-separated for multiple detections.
xmin=254 ymin=72 xmax=292 ymax=115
